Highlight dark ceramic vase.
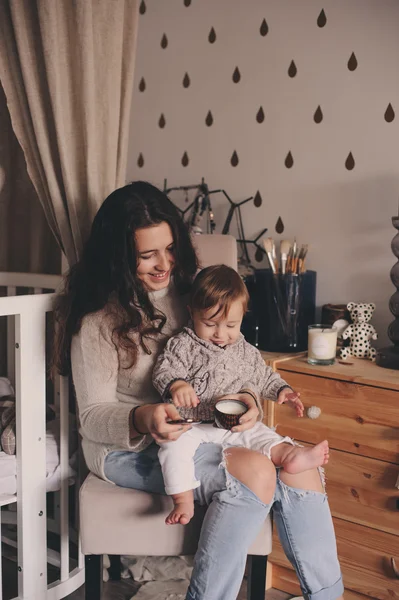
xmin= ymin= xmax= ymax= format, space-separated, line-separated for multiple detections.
xmin=376 ymin=215 xmax=399 ymax=369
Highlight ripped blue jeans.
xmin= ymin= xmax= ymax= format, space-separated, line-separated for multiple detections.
xmin=104 ymin=442 xmax=343 ymax=600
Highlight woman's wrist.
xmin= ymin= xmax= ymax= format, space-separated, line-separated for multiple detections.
xmin=239 ymin=388 xmax=257 ymax=404
xmin=129 ymin=405 xmax=149 ymax=438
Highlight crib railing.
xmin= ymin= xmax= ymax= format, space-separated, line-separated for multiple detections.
xmin=0 ymin=272 xmax=61 ymax=389
xmin=0 ymin=275 xmax=84 ymax=600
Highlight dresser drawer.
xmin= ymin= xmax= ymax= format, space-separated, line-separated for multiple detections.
xmin=275 ymin=371 xmax=399 ymax=462
xmin=278 ymin=441 xmax=399 ymax=536
xmin=271 ymin=518 xmax=399 ymax=599
xmin=271 ymin=564 xmax=368 ymax=600
xmin=326 ymin=448 xmax=399 ymax=535
xmin=336 ymin=518 xmax=399 ymax=599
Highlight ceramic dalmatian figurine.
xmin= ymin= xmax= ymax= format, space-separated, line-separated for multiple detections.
xmin=340 ymin=302 xmax=378 ymax=362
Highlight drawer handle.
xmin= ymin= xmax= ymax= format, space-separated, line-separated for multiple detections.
xmin=392 ymin=558 xmax=399 ymax=579
xmin=307 ymin=406 xmax=321 ymax=419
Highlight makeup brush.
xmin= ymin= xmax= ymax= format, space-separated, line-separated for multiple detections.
xmin=290 ymin=238 xmax=298 ymax=274
xmin=286 ymin=245 xmax=295 ymax=273
xmin=271 ymin=238 xmax=278 ymax=273
xmin=298 ymin=244 xmax=308 ymax=274
xmin=280 ymin=240 xmax=291 ymax=274
xmin=263 ymin=238 xmax=277 ymax=274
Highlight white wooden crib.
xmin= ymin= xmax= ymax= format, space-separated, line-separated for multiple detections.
xmin=0 ymin=273 xmax=84 ymax=600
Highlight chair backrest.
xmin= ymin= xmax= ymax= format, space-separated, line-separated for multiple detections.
xmin=191 ymin=234 xmax=237 ymax=271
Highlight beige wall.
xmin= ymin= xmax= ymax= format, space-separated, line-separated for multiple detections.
xmin=126 ymin=0 xmax=399 ymax=346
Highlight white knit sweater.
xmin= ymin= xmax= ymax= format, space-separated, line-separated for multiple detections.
xmin=71 ymin=283 xmax=189 ymax=480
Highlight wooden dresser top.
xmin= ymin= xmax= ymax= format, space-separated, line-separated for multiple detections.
xmin=273 ymin=355 xmax=399 ymax=392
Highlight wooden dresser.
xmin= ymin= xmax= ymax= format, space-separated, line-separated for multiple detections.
xmin=262 ymin=354 xmax=399 ymax=600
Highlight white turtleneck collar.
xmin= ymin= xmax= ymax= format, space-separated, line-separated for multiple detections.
xmin=148 ymin=280 xmax=175 ymax=301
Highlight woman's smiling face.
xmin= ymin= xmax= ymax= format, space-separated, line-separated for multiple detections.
xmin=135 ymin=222 xmax=175 ymax=291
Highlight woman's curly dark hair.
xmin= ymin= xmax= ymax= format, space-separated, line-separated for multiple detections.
xmin=53 ymin=181 xmax=198 ymax=375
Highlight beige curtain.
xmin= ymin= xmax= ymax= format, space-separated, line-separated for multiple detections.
xmin=0 ymin=0 xmax=138 ymax=266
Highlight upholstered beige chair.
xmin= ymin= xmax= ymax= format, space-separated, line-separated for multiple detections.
xmin=79 ymin=235 xmax=272 ymax=600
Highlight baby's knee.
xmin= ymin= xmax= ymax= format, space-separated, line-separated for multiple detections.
xmin=224 ymin=447 xmax=276 ymax=504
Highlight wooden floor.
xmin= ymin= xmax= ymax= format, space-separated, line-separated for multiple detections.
xmin=2 ymin=553 xmax=292 ymax=600
xmin=66 ymin=578 xmax=291 ymax=600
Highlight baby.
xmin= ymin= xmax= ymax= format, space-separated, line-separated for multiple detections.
xmin=153 ymin=265 xmax=329 ymax=525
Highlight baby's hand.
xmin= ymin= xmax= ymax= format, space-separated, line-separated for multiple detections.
xmin=277 ymin=388 xmax=304 ymax=417
xmin=169 ymin=380 xmax=199 ymax=408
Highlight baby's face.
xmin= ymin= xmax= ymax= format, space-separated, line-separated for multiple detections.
xmin=192 ymin=298 xmax=244 ymax=348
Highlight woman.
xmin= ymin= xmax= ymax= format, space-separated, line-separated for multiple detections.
xmin=54 ymin=181 xmax=344 ymax=600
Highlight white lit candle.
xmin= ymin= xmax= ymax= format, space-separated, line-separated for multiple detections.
xmin=308 ymin=325 xmax=338 ymax=365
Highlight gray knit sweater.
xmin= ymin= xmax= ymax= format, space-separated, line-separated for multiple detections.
xmin=71 ymin=283 xmax=189 ymax=481
xmin=153 ymin=327 xmax=291 ymax=421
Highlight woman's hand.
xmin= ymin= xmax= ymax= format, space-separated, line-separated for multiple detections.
xmin=217 ymin=392 xmax=259 ymax=433
xmin=133 ymin=403 xmax=192 ymax=444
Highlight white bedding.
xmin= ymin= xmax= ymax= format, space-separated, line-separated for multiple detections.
xmin=0 ymin=377 xmax=78 ymax=496
xmin=0 ymin=417 xmax=77 ymax=496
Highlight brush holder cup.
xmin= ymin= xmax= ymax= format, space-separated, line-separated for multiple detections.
xmin=241 ymin=269 xmax=316 ymax=352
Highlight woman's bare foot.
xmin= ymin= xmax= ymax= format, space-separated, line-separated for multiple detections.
xmin=280 ymin=440 xmax=329 ymax=474
xmin=166 ymin=500 xmax=194 ymax=525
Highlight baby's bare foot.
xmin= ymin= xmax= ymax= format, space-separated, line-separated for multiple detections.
xmin=165 ymin=501 xmax=194 ymax=525
xmin=282 ymin=440 xmax=329 ymax=474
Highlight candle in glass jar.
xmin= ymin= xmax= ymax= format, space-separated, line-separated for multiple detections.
xmin=308 ymin=325 xmax=338 ymax=365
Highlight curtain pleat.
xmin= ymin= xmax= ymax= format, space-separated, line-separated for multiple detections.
xmin=0 ymin=0 xmax=138 ymax=265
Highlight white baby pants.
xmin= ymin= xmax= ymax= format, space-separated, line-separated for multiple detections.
xmin=158 ymin=421 xmax=294 ymax=495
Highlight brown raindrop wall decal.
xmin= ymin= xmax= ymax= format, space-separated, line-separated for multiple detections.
xmin=317 ymin=9 xmax=327 ymax=27
xmin=129 ymin=2 xmax=399 ymax=321
xmin=347 ymin=52 xmax=358 ymax=71
xmin=345 ymin=152 xmax=355 ymax=170
xmin=205 ymin=111 xmax=213 ymax=126
xmin=385 ymin=103 xmax=395 ymax=122
xmin=231 ymin=151 xmax=239 ymax=166
xmin=161 ymin=34 xmax=168 ymax=49
xmin=314 ymin=106 xmax=323 ymax=123
xmin=260 ymin=19 xmax=269 ymax=36
xmin=256 ymin=107 xmax=265 ymax=123
xmin=254 ymin=191 xmax=262 ymax=207
xmin=232 ymin=67 xmax=241 ymax=83
xmin=139 ymin=0 xmax=146 ymax=15
xmin=288 ymin=60 xmax=297 ymax=78
xmin=275 ymin=217 xmax=284 ymax=234
xmin=184 ymin=0 xmax=191 ymax=6
xmin=255 ymin=247 xmax=264 ymax=262
xmin=285 ymin=151 xmax=294 ymax=168
xmin=208 ymin=27 xmax=216 ymax=43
